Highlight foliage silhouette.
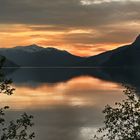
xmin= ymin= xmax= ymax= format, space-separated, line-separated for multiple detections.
xmin=94 ymin=85 xmax=140 ymax=140
xmin=0 ymin=58 xmax=35 ymax=140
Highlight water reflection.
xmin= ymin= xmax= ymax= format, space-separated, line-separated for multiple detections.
xmin=4 ymin=67 xmax=140 ymax=94
xmin=3 ymin=67 xmax=140 ymax=140
xmin=0 ymin=68 xmax=35 ymax=140
xmin=0 ymin=76 xmax=124 ymax=110
xmin=1 ymin=68 xmax=127 ymax=140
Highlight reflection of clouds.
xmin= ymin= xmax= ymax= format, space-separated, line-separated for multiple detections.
xmin=1 ymin=76 xmax=126 ymax=140
xmin=0 ymin=76 xmax=125 ymax=110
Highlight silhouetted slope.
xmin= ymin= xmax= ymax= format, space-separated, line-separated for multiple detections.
xmin=0 ymin=35 xmax=140 ymax=67
xmin=83 ymin=50 xmax=113 ymax=66
xmin=81 ymin=45 xmax=129 ymax=67
xmin=0 ymin=55 xmax=18 ymax=68
xmin=84 ymin=34 xmax=140 ymax=67
xmin=0 ymin=45 xmax=85 ymax=67
xmin=3 ymin=59 xmax=18 ymax=67
xmin=103 ymin=35 xmax=140 ymax=67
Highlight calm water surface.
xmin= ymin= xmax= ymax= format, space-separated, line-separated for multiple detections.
xmin=0 ymin=68 xmax=126 ymax=140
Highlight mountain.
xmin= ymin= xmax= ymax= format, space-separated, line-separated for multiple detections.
xmin=103 ymin=35 xmax=140 ymax=67
xmin=84 ymin=34 xmax=140 ymax=67
xmin=0 ymin=55 xmax=18 ymax=68
xmin=13 ymin=44 xmax=44 ymax=52
xmin=0 ymin=44 xmax=85 ymax=67
xmin=0 ymin=34 xmax=140 ymax=67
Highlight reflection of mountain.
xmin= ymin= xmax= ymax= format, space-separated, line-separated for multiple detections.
xmin=4 ymin=68 xmax=140 ymax=95
xmin=5 ymin=68 xmax=102 ymax=85
xmin=94 ymin=68 xmax=140 ymax=94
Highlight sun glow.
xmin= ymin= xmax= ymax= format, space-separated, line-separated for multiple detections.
xmin=0 ymin=23 xmax=133 ymax=57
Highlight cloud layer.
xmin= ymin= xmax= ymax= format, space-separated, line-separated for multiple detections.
xmin=0 ymin=0 xmax=139 ymax=56
xmin=81 ymin=0 xmax=140 ymax=5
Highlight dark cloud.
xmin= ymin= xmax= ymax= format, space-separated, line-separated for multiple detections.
xmin=0 ymin=0 xmax=140 ymax=27
xmin=0 ymin=0 xmax=140 ymax=52
xmin=52 ymin=29 xmax=138 ymax=46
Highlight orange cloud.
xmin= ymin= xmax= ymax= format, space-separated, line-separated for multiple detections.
xmin=0 ymin=23 xmax=139 ymax=56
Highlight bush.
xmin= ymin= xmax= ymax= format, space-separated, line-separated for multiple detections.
xmin=0 ymin=58 xmax=35 ymax=140
xmin=94 ymin=85 xmax=140 ymax=140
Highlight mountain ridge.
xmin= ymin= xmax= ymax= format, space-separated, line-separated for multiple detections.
xmin=0 ymin=44 xmax=85 ymax=67
xmin=101 ymin=34 xmax=140 ymax=67
xmin=0 ymin=34 xmax=140 ymax=67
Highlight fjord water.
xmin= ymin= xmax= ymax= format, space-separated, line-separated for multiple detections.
xmin=0 ymin=68 xmax=127 ymax=140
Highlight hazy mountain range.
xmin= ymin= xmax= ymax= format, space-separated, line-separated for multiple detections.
xmin=0 ymin=45 xmax=85 ymax=67
xmin=0 ymin=34 xmax=140 ymax=67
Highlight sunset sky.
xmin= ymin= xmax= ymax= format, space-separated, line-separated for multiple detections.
xmin=0 ymin=0 xmax=140 ymax=56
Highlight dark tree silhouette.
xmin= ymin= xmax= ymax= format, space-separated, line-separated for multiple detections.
xmin=94 ymin=85 xmax=140 ymax=140
xmin=0 ymin=58 xmax=35 ymax=140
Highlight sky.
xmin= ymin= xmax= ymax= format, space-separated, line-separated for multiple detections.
xmin=0 ymin=0 xmax=140 ymax=56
